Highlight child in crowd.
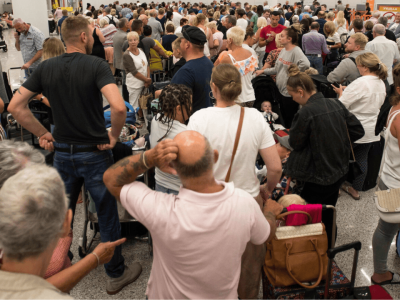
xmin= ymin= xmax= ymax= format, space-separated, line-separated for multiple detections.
xmin=261 ymin=100 xmax=279 ymax=122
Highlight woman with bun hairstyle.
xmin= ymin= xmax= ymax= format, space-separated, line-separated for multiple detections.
xmin=332 ymin=52 xmax=387 ymax=200
xmin=187 ymin=64 xmax=282 ymax=299
xmin=255 ymin=26 xmax=310 ymax=128
xmin=285 ymin=64 xmax=364 ymax=248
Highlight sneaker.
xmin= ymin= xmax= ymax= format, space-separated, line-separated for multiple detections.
xmin=106 ymin=263 xmax=142 ymax=295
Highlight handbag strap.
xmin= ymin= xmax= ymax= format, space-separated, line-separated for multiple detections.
xmin=225 ymin=106 xmax=245 ymax=182
xmin=277 ymin=210 xmax=312 ymax=224
xmin=376 ymin=109 xmax=400 ymax=190
xmin=344 ymin=122 xmax=356 ymax=162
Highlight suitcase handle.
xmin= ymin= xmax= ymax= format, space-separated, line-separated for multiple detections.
xmin=327 ymin=241 xmax=362 ymax=259
xmin=277 ymin=210 xmax=312 ymax=224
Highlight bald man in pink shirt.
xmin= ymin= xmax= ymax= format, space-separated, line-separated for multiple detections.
xmin=104 ymin=131 xmax=282 ymax=299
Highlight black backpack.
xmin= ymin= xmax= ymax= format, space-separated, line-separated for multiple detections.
xmin=106 ymin=16 xmax=116 ymax=26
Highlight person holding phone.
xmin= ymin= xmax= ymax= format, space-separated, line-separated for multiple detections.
xmin=13 ymin=18 xmax=45 ymax=78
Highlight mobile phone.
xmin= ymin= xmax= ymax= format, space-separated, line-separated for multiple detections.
xmin=17 ymin=31 xmax=21 ymax=36
xmin=333 ymin=82 xmax=340 ymax=88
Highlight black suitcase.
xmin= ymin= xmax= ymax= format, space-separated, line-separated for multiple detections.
xmin=361 ymin=136 xmax=384 ymax=191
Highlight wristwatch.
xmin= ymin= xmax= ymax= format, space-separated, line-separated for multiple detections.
xmin=40 ymin=96 xmax=45 ymax=102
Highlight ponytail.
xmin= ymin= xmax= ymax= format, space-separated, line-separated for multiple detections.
xmin=211 ymin=64 xmax=242 ymax=102
xmin=355 ymin=52 xmax=388 ymax=81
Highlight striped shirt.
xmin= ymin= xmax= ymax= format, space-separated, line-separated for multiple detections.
xmin=19 ymin=25 xmax=45 ymax=69
xmin=302 ymin=30 xmax=330 ymax=55
xmin=100 ymin=25 xmax=118 ymax=48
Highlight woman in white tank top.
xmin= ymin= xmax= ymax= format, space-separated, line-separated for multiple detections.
xmin=371 ymin=64 xmax=400 ymax=286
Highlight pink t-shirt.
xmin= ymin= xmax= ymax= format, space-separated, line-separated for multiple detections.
xmin=120 ymin=180 xmax=270 ymax=299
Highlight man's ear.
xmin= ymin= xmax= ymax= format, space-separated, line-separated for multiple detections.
xmin=214 ymin=149 xmax=219 ymax=163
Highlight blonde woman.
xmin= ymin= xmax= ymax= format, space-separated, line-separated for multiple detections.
xmin=206 ymin=22 xmax=223 ymax=56
xmin=259 ymin=33 xmax=283 ymax=82
xmin=215 ymin=26 xmax=258 ymax=107
xmin=213 ymin=11 xmax=220 ymax=21
xmin=324 ymin=21 xmax=341 ymax=62
xmin=89 ymin=18 xmax=106 ymax=60
xmin=253 ymin=16 xmax=268 ymax=67
xmin=195 ymin=13 xmax=214 ymax=57
xmin=327 ymin=11 xmax=335 ymax=22
xmin=332 ymin=53 xmax=387 ymax=200
xmin=334 ymin=11 xmax=348 ymax=35
xmin=123 ymin=31 xmax=151 ymax=117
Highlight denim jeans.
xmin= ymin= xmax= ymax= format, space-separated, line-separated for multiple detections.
xmin=155 ymin=182 xmax=179 ymax=195
xmin=53 ymin=143 xmax=125 ymax=278
xmin=24 ymin=68 xmax=36 ymax=78
xmin=306 ymin=55 xmax=323 ymax=75
xmin=372 ymin=180 xmax=400 ymax=274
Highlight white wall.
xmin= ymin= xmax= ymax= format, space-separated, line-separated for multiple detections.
xmin=13 ymin=0 xmax=49 ymax=38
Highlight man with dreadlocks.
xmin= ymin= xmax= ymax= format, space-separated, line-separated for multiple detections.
xmin=150 ymin=84 xmax=193 ymax=194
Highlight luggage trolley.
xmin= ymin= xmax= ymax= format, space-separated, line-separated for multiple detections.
xmin=78 ymin=144 xmax=154 ymax=258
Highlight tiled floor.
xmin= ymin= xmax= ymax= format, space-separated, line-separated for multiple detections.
xmin=3 ymin=27 xmax=400 ymax=299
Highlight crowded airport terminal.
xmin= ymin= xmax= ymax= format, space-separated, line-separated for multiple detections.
xmin=1 ymin=0 xmax=400 ymax=298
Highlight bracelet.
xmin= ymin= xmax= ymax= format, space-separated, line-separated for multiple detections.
xmin=142 ymin=151 xmax=149 ymax=169
xmin=37 ymin=131 xmax=48 ymax=139
xmin=91 ymin=252 xmax=100 ymax=267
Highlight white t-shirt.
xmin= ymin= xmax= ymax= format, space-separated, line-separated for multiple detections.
xmin=236 ymin=18 xmax=248 ymax=31
xmin=339 ymin=75 xmax=386 ymax=144
xmin=327 ymin=32 xmax=340 ymax=44
xmin=173 ymin=11 xmax=183 ymax=29
xmin=125 ymin=49 xmax=148 ymax=89
xmin=120 ymin=180 xmax=270 ymax=299
xmin=211 ymin=31 xmax=224 ymax=56
xmin=150 ymin=115 xmax=187 ymax=191
xmin=174 ymin=26 xmax=183 ymax=34
xmin=365 ymin=36 xmax=400 ymax=85
xmin=187 ymin=105 xmax=276 ymax=197
xmin=242 ymin=43 xmax=258 ymax=59
xmin=334 ymin=19 xmax=347 ymax=32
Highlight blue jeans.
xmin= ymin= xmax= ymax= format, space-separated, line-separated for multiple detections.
xmin=24 ymin=68 xmax=35 ymax=78
xmin=155 ymin=182 xmax=179 ymax=195
xmin=306 ymin=55 xmax=323 ymax=75
xmin=53 ymin=143 xmax=125 ymax=278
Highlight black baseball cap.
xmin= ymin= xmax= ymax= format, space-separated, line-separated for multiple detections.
xmin=182 ymin=26 xmax=207 ymax=45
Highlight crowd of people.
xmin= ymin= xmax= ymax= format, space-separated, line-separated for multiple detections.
xmin=1 ymin=0 xmax=400 ymax=298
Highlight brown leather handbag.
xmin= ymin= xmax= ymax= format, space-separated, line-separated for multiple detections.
xmin=264 ymin=211 xmax=329 ymax=288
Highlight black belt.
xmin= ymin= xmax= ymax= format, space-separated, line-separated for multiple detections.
xmin=55 ymin=145 xmax=99 ymax=154
xmin=306 ymin=54 xmax=321 ymax=56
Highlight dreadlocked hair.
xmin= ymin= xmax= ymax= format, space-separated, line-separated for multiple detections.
xmin=156 ymin=84 xmax=193 ymax=140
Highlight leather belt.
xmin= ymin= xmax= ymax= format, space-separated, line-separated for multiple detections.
xmin=54 ymin=145 xmax=99 ymax=154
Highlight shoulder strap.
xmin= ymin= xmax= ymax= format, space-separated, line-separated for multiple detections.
xmin=348 ymin=56 xmax=356 ymax=65
xmin=225 ymin=106 xmax=245 ymax=182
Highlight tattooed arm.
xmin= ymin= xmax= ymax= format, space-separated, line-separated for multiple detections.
xmin=104 ymin=139 xmax=179 ymax=201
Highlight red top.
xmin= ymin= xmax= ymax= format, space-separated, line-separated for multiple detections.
xmin=260 ymin=24 xmax=286 ymax=53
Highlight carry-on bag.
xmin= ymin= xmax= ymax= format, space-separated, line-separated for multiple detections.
xmin=264 ymin=210 xmax=329 ymax=289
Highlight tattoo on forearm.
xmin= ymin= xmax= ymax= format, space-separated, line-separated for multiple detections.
xmin=114 ymin=152 xmax=148 ymax=186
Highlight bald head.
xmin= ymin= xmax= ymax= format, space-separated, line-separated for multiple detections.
xmin=172 ymin=131 xmax=214 ymax=178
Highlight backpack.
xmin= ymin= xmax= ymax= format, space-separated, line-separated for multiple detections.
xmin=106 ymin=16 xmax=116 ymax=26
xmin=103 ymin=101 xmax=137 ymax=128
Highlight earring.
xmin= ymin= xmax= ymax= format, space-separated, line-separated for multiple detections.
xmin=209 ymin=91 xmax=215 ymax=99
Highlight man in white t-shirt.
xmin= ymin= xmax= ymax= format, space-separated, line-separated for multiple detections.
xmin=104 ymin=131 xmax=282 ymax=300
xmin=173 ymin=6 xmax=183 ymax=29
xmin=236 ymin=8 xmax=248 ymax=31
xmin=366 ymin=24 xmax=400 ymax=85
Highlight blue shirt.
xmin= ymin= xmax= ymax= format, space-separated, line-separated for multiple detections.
xmin=316 ymin=19 xmax=327 ymax=35
xmin=278 ymin=17 xmax=285 ymax=26
xmin=58 ymin=16 xmax=68 ymax=28
xmin=171 ymin=56 xmax=213 ymax=112
xmin=299 ymin=12 xmax=312 ymax=20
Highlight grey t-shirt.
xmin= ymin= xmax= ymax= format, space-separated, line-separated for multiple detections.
xmin=122 ymin=36 xmax=155 ymax=61
xmin=264 ymin=46 xmax=310 ymax=97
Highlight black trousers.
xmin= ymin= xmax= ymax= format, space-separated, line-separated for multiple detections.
xmin=262 ymin=52 xmax=270 ymax=66
xmin=300 ymin=175 xmax=347 ymax=249
xmin=279 ymin=93 xmax=298 ymax=129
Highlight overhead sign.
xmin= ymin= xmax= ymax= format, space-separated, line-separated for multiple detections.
xmin=377 ymin=4 xmax=400 ymax=12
